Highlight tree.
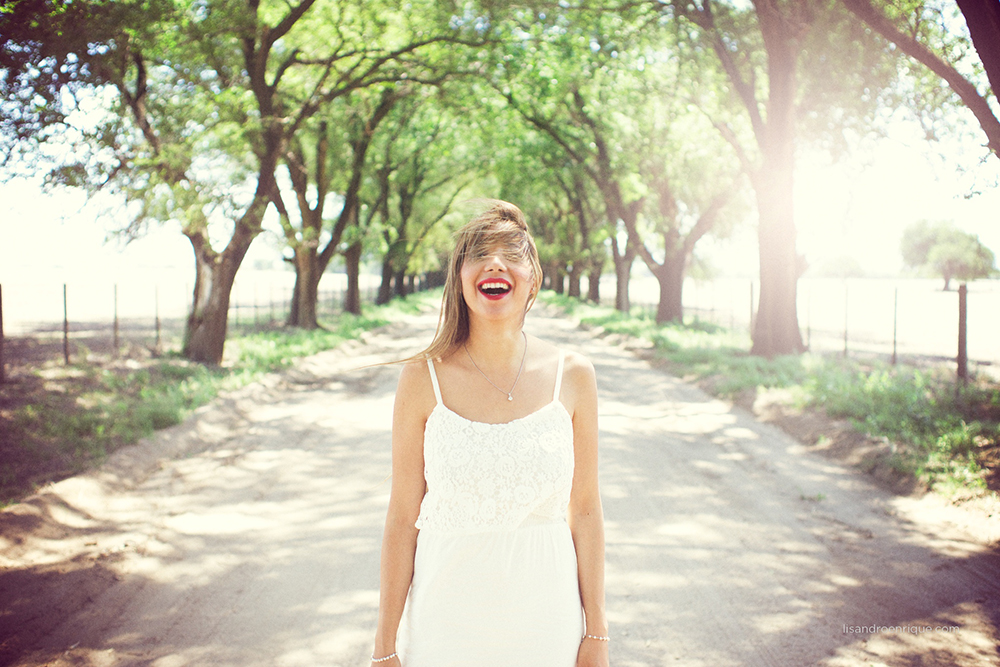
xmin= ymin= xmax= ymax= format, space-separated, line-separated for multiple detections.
xmin=275 ymin=85 xmax=405 ymax=325
xmin=0 ymin=0 xmax=160 ymax=165
xmin=270 ymin=3 xmax=486 ymax=325
xmin=3 ymin=0 xmax=321 ymax=362
xmin=901 ymin=220 xmax=997 ymax=289
xmin=2 ymin=0 xmax=480 ymax=356
xmin=479 ymin=103 xmax=606 ymax=302
xmin=494 ymin=7 xmax=743 ymax=317
xmin=368 ymin=92 xmax=475 ymax=305
xmin=659 ymin=0 xmax=895 ymax=355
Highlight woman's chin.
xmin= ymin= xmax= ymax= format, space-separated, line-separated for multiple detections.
xmin=468 ymin=295 xmax=528 ymax=320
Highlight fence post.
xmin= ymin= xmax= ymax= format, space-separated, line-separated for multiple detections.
xmin=958 ymin=283 xmax=968 ymax=386
xmin=63 ymin=283 xmax=70 ymax=365
xmin=155 ymin=286 xmax=162 ymax=353
xmin=805 ymin=284 xmax=811 ymax=351
xmin=0 ymin=284 xmax=5 ymax=384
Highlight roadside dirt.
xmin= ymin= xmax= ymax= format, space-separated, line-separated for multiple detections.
xmin=1 ymin=304 xmax=998 ymax=667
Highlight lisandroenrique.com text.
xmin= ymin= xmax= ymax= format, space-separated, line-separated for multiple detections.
xmin=842 ymin=624 xmax=960 ymax=635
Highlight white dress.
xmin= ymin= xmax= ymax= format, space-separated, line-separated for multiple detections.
xmin=397 ymin=351 xmax=585 ymax=666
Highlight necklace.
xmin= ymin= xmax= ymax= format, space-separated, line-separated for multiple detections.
xmin=464 ymin=331 xmax=528 ymax=402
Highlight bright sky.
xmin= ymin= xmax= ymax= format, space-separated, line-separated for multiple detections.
xmin=704 ymin=121 xmax=1000 ymax=277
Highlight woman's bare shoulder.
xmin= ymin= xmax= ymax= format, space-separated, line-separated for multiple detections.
xmin=562 ymin=350 xmax=597 ymax=389
xmin=394 ymin=359 xmax=438 ymax=416
xmin=524 ymin=335 xmax=595 ymax=381
xmin=397 ymin=358 xmax=430 ymax=383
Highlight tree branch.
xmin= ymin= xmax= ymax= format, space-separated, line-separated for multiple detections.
xmin=841 ymin=0 xmax=1000 ymax=159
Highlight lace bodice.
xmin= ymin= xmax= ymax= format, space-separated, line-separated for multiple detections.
xmin=414 ymin=352 xmax=575 ymax=534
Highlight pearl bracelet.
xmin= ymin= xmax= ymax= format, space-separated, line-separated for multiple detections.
xmin=585 ymin=634 xmax=611 ymax=642
xmin=371 ymin=652 xmax=397 ymax=663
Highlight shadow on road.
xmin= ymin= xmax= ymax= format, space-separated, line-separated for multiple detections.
xmin=2 ymin=307 xmax=998 ymax=667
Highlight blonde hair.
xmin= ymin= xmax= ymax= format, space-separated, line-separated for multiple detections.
xmin=416 ymin=200 xmax=542 ymax=362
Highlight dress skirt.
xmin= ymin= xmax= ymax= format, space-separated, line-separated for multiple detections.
xmin=397 ymin=518 xmax=584 ymax=667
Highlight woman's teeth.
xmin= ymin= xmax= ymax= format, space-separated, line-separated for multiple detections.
xmin=479 ymin=281 xmax=511 ymax=295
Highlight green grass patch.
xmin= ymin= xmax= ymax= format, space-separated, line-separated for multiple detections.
xmin=0 ymin=297 xmax=424 ymax=505
xmin=540 ymin=292 xmax=999 ymax=496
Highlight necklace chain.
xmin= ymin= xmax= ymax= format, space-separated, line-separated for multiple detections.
xmin=464 ymin=331 xmax=528 ymax=402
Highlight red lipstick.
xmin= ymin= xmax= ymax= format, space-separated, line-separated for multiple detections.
xmin=477 ymin=278 xmax=512 ymax=300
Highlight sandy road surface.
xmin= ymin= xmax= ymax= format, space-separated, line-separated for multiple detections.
xmin=2 ymin=305 xmax=999 ymax=667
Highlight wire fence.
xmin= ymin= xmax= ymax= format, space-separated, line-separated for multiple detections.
xmin=1 ymin=271 xmax=998 ymax=381
xmin=0 ymin=270 xmax=382 ymax=376
xmin=624 ymin=275 xmax=1000 ymax=374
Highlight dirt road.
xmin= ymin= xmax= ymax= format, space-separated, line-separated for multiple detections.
xmin=2 ymin=305 xmax=999 ymax=667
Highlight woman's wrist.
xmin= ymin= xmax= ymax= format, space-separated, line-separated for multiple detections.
xmin=372 ymin=632 xmax=396 ymax=660
xmin=584 ymin=612 xmax=609 ymax=638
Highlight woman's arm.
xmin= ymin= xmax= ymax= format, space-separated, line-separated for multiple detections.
xmin=566 ymin=354 xmax=610 ymax=667
xmin=371 ymin=362 xmax=432 ymax=665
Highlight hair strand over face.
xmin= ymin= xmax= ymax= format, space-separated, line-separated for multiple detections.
xmin=413 ymin=199 xmax=542 ymax=362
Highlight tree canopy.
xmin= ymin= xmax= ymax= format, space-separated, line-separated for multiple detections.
xmin=2 ymin=0 xmax=997 ymax=362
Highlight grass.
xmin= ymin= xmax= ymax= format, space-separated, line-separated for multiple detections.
xmin=0 ymin=294 xmax=431 ymax=505
xmin=542 ymin=292 xmax=1000 ymax=496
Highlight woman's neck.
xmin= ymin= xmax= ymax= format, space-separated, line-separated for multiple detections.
xmin=464 ymin=320 xmax=526 ymax=369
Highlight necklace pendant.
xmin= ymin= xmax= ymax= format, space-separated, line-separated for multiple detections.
xmin=507 ymin=394 xmax=513 ymax=401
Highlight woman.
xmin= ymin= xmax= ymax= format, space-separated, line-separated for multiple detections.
xmin=370 ymin=200 xmax=609 ymax=667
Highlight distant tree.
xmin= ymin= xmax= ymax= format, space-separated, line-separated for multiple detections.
xmin=901 ymin=220 xmax=997 ymax=289
xmin=814 ymin=256 xmax=867 ymax=279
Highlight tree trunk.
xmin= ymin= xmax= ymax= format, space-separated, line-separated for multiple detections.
xmin=183 ymin=254 xmax=228 ymax=365
xmin=611 ymin=237 xmax=635 ymax=312
xmin=376 ymin=256 xmax=394 ymax=305
xmin=184 ymin=249 xmax=240 ymax=365
xmin=654 ymin=258 xmax=685 ymax=324
xmin=542 ymin=260 xmax=558 ymax=291
xmin=394 ymin=267 xmax=408 ymax=297
xmin=748 ymin=0 xmax=805 ymax=357
xmin=182 ymin=194 xmax=267 ymax=364
xmin=587 ymin=263 xmax=602 ymax=303
xmin=751 ymin=147 xmax=805 ymax=355
xmin=955 ymin=0 xmax=1000 ymax=101
xmin=343 ymin=241 xmax=363 ymax=315
xmin=553 ymin=265 xmax=566 ymax=295
xmin=567 ymin=263 xmax=583 ymax=298
xmin=287 ymin=247 xmax=322 ymax=328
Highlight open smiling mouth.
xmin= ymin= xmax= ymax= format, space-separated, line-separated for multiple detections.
xmin=478 ymin=279 xmax=512 ymax=299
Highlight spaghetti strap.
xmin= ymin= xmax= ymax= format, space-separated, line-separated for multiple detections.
xmin=552 ymin=350 xmax=566 ymax=402
xmin=427 ymin=358 xmax=443 ymax=405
